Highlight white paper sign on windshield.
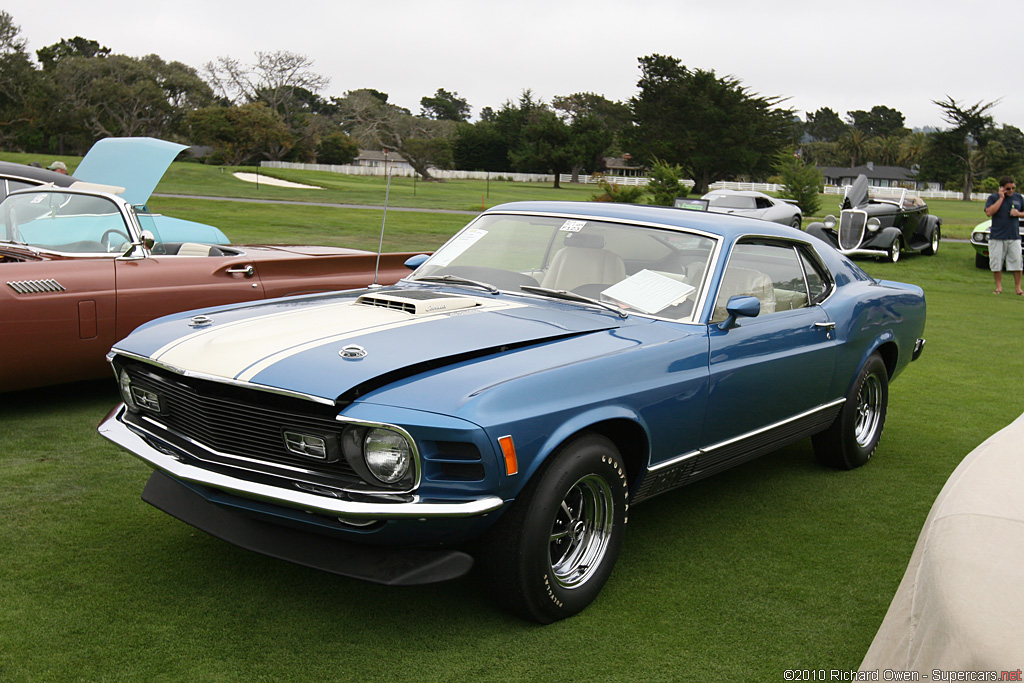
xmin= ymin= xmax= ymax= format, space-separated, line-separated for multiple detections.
xmin=429 ymin=228 xmax=488 ymax=267
xmin=601 ymin=269 xmax=696 ymax=315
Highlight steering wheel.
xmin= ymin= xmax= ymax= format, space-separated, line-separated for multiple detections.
xmin=100 ymin=228 xmax=131 ymax=253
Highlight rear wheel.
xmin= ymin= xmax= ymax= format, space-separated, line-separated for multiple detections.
xmin=791 ymin=215 xmax=802 ymax=229
xmin=481 ymin=433 xmax=628 ymax=623
xmin=813 ymin=354 xmax=888 ymax=470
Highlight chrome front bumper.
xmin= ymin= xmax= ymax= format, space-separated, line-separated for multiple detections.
xmin=98 ymin=405 xmax=504 ymax=520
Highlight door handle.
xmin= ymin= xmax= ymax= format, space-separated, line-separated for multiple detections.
xmin=814 ymin=321 xmax=836 ymax=330
xmin=227 ymin=264 xmax=255 ymax=278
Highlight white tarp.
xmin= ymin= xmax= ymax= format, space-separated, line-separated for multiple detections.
xmin=860 ymin=412 xmax=1024 ymax=672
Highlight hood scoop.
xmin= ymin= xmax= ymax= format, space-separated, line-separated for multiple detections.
xmin=355 ymin=290 xmax=480 ymax=315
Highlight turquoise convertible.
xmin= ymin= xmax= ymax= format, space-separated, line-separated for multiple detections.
xmin=99 ymin=201 xmax=926 ymax=623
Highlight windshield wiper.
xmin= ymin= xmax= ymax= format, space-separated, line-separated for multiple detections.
xmin=520 ymin=285 xmax=628 ymax=318
xmin=413 ymin=274 xmax=499 ymax=294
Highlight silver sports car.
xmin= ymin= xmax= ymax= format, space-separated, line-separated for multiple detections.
xmin=702 ymin=189 xmax=802 ymax=228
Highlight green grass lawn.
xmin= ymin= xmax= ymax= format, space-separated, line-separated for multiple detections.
xmin=2 ymin=222 xmax=1020 ymax=681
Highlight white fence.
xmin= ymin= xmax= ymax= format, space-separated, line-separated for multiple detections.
xmin=262 ymin=161 xmax=987 ymax=201
xmin=262 ymin=161 xmax=554 ymax=183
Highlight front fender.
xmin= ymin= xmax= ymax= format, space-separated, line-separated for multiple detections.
xmin=510 ymin=404 xmax=649 ymax=486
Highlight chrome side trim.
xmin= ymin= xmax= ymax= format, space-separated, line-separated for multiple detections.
xmin=109 ymin=349 xmax=337 ymax=406
xmin=7 ymin=278 xmax=66 ymax=294
xmin=646 ymin=397 xmax=846 ymax=473
xmin=99 ymin=406 xmax=502 ymax=519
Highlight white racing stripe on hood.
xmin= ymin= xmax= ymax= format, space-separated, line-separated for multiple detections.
xmin=151 ymin=297 xmax=521 ymax=381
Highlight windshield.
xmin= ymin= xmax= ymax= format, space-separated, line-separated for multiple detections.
xmin=410 ymin=213 xmax=717 ymax=321
xmin=706 ymin=194 xmax=756 ymax=210
xmin=1 ymin=191 xmax=132 ymax=253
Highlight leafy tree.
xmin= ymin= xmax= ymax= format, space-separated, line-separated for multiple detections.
xmin=932 ymin=95 xmax=997 ymax=199
xmin=316 ymin=131 xmax=359 ymax=165
xmin=336 ymin=89 xmax=456 ymax=180
xmin=46 ymin=53 xmax=213 ymax=145
xmin=552 ymin=92 xmax=628 ymax=180
xmin=804 ymin=107 xmax=847 ymax=142
xmin=36 ymin=36 xmax=110 ymax=70
xmin=645 ymin=158 xmax=686 ymax=205
xmin=846 ymin=105 xmax=907 ymax=139
xmin=420 ymin=88 xmax=470 ymax=122
xmin=509 ymin=109 xmax=574 ymax=187
xmin=453 ymin=120 xmax=510 ymax=172
xmin=188 ymin=102 xmax=293 ymax=165
xmin=629 ymin=54 xmax=792 ymax=194
xmin=774 ymin=150 xmax=822 ymax=217
xmin=0 ymin=11 xmax=38 ymax=149
xmin=837 ymin=129 xmax=869 ymax=167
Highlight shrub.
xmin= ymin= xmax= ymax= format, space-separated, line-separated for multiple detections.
xmin=646 ymin=158 xmax=686 ymax=206
xmin=774 ymin=151 xmax=823 ymax=217
xmin=591 ymin=178 xmax=648 ymax=203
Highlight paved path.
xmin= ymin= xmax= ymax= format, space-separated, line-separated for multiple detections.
xmin=153 ymin=193 xmax=480 ymax=216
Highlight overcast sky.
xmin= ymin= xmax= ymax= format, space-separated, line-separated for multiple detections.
xmin=11 ymin=1 xmax=1017 ymax=131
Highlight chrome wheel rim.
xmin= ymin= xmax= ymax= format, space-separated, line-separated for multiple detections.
xmin=931 ymin=230 xmax=939 ymax=252
xmin=854 ymin=373 xmax=883 ymax=448
xmin=549 ymin=474 xmax=614 ymax=589
xmin=889 ymin=243 xmax=900 ymax=263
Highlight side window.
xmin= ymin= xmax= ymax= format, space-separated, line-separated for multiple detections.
xmin=712 ymin=242 xmax=809 ymax=321
xmin=799 ymin=248 xmax=833 ymax=304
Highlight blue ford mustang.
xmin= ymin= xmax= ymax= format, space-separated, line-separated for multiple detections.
xmin=99 ymin=201 xmax=926 ymax=623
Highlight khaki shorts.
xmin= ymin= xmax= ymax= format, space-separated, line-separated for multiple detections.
xmin=990 ymin=238 xmax=1023 ymax=271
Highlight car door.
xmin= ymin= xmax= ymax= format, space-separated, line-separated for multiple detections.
xmin=113 ymin=252 xmax=266 ymax=340
xmin=701 ymin=240 xmax=838 ymax=453
xmin=1 ymin=257 xmax=117 ymax=390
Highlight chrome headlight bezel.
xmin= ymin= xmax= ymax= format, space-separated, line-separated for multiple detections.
xmin=823 ymin=215 xmax=837 ymax=230
xmin=339 ymin=420 xmax=420 ymax=491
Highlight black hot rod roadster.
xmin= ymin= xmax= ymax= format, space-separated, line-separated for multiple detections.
xmin=806 ymin=174 xmax=941 ymax=263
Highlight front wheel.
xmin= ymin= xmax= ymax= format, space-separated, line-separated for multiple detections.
xmin=480 ymin=433 xmax=628 ymax=623
xmin=812 ymin=354 xmax=889 ymax=469
xmin=922 ymin=225 xmax=940 ymax=256
xmin=976 ymin=252 xmax=989 ymax=269
xmin=791 ymin=215 xmax=802 ymax=229
xmin=884 ymin=238 xmax=901 ymax=263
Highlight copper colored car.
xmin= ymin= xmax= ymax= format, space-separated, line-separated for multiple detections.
xmin=1 ymin=184 xmax=424 ymax=391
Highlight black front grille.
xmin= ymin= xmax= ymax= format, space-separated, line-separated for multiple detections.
xmin=839 ymin=210 xmax=866 ymax=250
xmin=124 ymin=363 xmax=360 ymax=485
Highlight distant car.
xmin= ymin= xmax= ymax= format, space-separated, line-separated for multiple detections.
xmin=806 ymin=175 xmax=941 ymax=263
xmin=969 ymin=218 xmax=1024 ymax=268
xmin=1 ymin=184 xmax=423 ymax=392
xmin=701 ymin=189 xmax=803 ymax=228
xmin=100 ymin=200 xmax=926 ymax=623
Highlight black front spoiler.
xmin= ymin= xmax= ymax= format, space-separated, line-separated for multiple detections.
xmin=142 ymin=471 xmax=474 ymax=586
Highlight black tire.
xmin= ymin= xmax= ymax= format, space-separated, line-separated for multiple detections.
xmin=884 ymin=238 xmax=901 ymax=263
xmin=922 ymin=225 xmax=940 ymax=256
xmin=812 ymin=354 xmax=888 ymax=470
xmin=976 ymin=252 xmax=989 ymax=269
xmin=480 ymin=433 xmax=628 ymax=623
xmin=791 ymin=215 xmax=802 ymax=229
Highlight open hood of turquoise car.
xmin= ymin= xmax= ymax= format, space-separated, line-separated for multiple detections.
xmin=73 ymin=137 xmax=187 ymax=207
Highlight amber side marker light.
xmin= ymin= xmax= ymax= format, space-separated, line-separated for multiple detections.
xmin=498 ymin=436 xmax=518 ymax=476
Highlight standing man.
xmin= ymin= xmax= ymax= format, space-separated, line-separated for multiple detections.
xmin=984 ymin=176 xmax=1024 ymax=295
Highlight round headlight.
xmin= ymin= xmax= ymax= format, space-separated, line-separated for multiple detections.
xmin=973 ymin=232 xmax=987 ymax=243
xmin=363 ymin=428 xmax=412 ymax=484
xmin=867 ymin=218 xmax=881 ymax=232
xmin=823 ymin=215 xmax=837 ymax=229
xmin=119 ymin=369 xmax=138 ymax=412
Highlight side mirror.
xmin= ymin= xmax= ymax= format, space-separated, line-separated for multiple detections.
xmin=718 ymin=295 xmax=760 ymax=331
xmin=404 ymin=254 xmax=429 ymax=270
xmin=140 ymin=230 xmax=156 ymax=250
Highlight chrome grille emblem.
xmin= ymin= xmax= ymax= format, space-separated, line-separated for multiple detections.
xmin=283 ymin=431 xmax=328 ymax=459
